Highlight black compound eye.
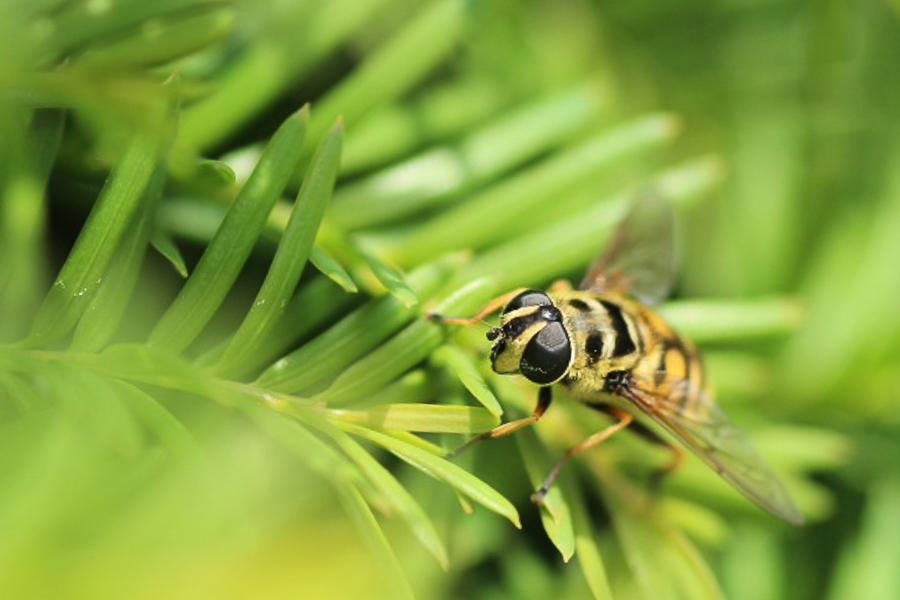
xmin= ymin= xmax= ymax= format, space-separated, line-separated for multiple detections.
xmin=502 ymin=289 xmax=551 ymax=315
xmin=520 ymin=322 xmax=571 ymax=385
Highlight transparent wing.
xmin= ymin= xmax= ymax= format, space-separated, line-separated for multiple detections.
xmin=579 ymin=191 xmax=677 ymax=305
xmin=620 ymin=378 xmax=803 ymax=524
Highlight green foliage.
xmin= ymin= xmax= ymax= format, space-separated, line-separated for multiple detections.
xmin=1 ymin=1 xmax=898 ymax=600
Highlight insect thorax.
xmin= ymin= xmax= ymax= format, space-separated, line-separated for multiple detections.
xmin=551 ymin=291 xmax=644 ymax=375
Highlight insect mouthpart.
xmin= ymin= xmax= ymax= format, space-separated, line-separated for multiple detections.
xmin=488 ymin=327 xmax=506 ymax=360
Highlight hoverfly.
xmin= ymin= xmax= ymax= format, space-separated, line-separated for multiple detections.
xmin=432 ymin=194 xmax=802 ymax=524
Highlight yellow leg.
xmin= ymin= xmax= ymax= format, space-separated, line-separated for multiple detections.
xmin=448 ymin=386 xmax=552 ymax=458
xmin=427 ymin=287 xmax=526 ymax=326
xmin=532 ymin=408 xmax=633 ymax=504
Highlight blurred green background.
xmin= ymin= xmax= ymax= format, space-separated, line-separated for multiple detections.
xmin=1 ymin=1 xmax=899 ymax=599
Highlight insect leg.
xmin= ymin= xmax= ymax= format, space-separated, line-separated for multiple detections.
xmin=447 ymin=386 xmax=552 ymax=458
xmin=427 ymin=288 xmax=526 ymax=326
xmin=531 ymin=407 xmax=633 ymax=504
xmin=588 ymin=402 xmax=685 ymax=488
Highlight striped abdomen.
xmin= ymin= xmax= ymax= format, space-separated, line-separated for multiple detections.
xmin=556 ymin=291 xmax=707 ymax=416
xmin=629 ymin=302 xmax=706 ymax=415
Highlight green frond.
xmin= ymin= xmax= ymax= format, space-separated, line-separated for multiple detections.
xmin=213 ymin=118 xmax=343 ymax=377
xmin=26 ymin=124 xmax=169 ymax=347
xmin=149 ymin=107 xmax=309 ymax=353
xmin=1 ymin=1 xmax=895 ymax=599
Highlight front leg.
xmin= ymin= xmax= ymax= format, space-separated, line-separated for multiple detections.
xmin=448 ymin=386 xmax=552 ymax=458
xmin=427 ymin=288 xmax=526 ymax=326
xmin=531 ymin=406 xmax=633 ymax=504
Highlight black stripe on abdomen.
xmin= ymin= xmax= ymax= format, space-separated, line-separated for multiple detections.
xmin=668 ymin=336 xmax=696 ymax=410
xmin=599 ymin=300 xmax=636 ymax=357
xmin=654 ymin=345 xmax=668 ymax=386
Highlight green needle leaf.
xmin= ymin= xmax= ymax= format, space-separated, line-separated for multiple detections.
xmin=664 ymin=526 xmax=727 ymax=600
xmin=322 ymin=404 xmax=499 ymax=433
xmin=47 ymin=2 xmax=232 ymax=62
xmin=196 ymin=159 xmax=237 ymax=187
xmin=154 ymin=196 xmax=228 ymax=244
xmin=340 ymin=77 xmax=512 ymax=174
xmin=335 ymin=483 xmax=417 ymax=600
xmin=356 ymin=247 xmax=418 ymax=308
xmin=241 ymin=400 xmax=363 ymax=486
xmin=341 ymin=423 xmax=521 ymax=529
xmin=110 ymin=380 xmax=196 ymax=455
xmin=297 ymin=0 xmax=468 ymax=172
xmin=310 ymin=245 xmax=358 ymax=292
xmin=350 ymin=370 xmax=432 ymax=410
xmin=0 ymin=108 xmax=64 ymax=341
xmin=432 ymin=345 xmax=503 ymax=417
xmin=659 ymin=498 xmax=730 ymax=547
xmin=240 ymin=275 xmax=359 ymax=374
xmin=257 ymin=254 xmax=465 ymax=393
xmin=71 ymin=167 xmax=167 ymax=352
xmin=214 ymin=119 xmax=343 ymax=376
xmin=73 ymin=5 xmax=236 ymax=69
xmin=389 ymin=431 xmax=447 ymax=456
xmin=80 ymin=343 xmax=222 ymax=400
xmin=753 ymin=425 xmax=851 ymax=471
xmin=149 ymin=107 xmax=309 ymax=353
xmin=565 ymin=477 xmax=615 ymax=600
xmin=462 ymin=157 xmax=722 ymax=290
xmin=331 ymin=82 xmax=610 ymax=229
xmin=603 ymin=486 xmax=678 ymax=600
xmin=825 ymin=477 xmax=900 ymax=600
xmin=388 ymin=113 xmax=678 ymax=265
xmin=150 ymin=231 xmax=189 ymax=278
xmin=320 ymin=278 xmax=498 ymax=406
xmin=660 ymin=297 xmax=804 ymax=343
xmin=515 ymin=427 xmax=576 ymax=562
xmin=296 ymin=411 xmax=450 ymax=570
xmin=178 ymin=0 xmax=389 ymax=150
xmin=27 ymin=127 xmax=167 ymax=347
